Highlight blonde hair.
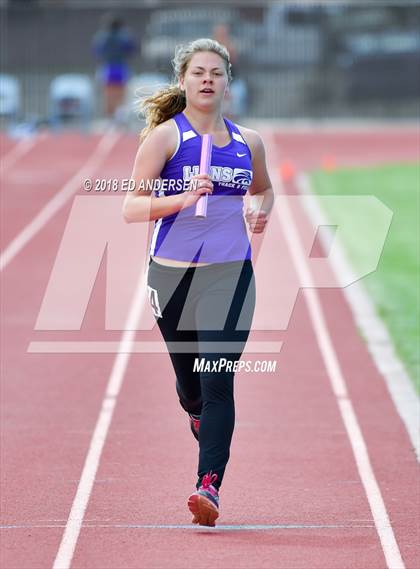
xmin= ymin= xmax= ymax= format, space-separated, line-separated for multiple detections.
xmin=139 ymin=38 xmax=232 ymax=141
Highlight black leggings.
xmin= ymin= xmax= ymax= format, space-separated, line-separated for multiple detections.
xmin=147 ymin=258 xmax=255 ymax=490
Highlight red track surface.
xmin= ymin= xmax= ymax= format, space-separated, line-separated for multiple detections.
xmin=0 ymin=127 xmax=418 ymax=569
xmin=0 ymin=135 xmax=18 ymax=156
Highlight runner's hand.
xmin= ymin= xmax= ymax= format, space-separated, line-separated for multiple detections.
xmin=181 ymin=174 xmax=213 ymax=209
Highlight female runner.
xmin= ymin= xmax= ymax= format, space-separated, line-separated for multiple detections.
xmin=123 ymin=38 xmax=273 ymax=527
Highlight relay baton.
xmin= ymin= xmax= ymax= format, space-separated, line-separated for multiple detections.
xmin=195 ymin=134 xmax=213 ymax=218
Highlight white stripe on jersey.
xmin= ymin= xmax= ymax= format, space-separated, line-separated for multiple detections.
xmin=232 ymin=132 xmax=246 ymax=145
xmin=182 ymin=130 xmax=197 ymax=142
xmin=168 ymin=120 xmax=181 ymax=161
xmin=149 ymin=217 xmax=163 ymax=255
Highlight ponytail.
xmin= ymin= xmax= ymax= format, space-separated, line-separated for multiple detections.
xmin=139 ymin=84 xmax=186 ymax=142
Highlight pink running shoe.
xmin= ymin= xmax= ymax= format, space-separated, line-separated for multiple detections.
xmin=187 ymin=472 xmax=219 ymax=527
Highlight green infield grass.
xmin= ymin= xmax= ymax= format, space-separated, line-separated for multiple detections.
xmin=310 ymin=163 xmax=420 ymax=392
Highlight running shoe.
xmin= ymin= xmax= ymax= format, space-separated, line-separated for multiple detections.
xmin=188 ymin=412 xmax=200 ymax=441
xmin=188 ymin=471 xmax=219 ymax=527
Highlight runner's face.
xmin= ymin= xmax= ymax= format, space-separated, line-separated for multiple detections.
xmin=180 ymin=51 xmax=228 ymax=110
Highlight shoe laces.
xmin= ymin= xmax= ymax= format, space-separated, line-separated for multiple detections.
xmin=189 ymin=413 xmax=200 ymax=430
xmin=201 ymin=471 xmax=218 ymax=491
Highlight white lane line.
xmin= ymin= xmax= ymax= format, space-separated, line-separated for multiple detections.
xmin=0 ymin=129 xmax=120 ymax=272
xmin=298 ymin=173 xmax=420 ymax=460
xmin=269 ymin=165 xmax=405 ymax=569
xmin=0 ymin=133 xmax=45 ymax=176
xmin=52 ymin=268 xmax=148 ymax=569
xmin=27 ymin=341 xmax=282 ymax=354
xmin=2 ymin=523 xmax=375 ymax=530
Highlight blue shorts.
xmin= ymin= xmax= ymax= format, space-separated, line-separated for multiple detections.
xmin=100 ymin=64 xmax=129 ymax=85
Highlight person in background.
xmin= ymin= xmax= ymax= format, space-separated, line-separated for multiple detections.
xmin=212 ymin=24 xmax=247 ymax=119
xmin=213 ymin=24 xmax=238 ymax=65
xmin=92 ymin=14 xmax=137 ymax=118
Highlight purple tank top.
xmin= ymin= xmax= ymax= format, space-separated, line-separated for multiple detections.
xmin=149 ymin=112 xmax=253 ymax=263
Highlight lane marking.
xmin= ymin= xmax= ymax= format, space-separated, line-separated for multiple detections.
xmin=0 ymin=133 xmax=45 ymax=176
xmin=267 ymin=157 xmax=406 ymax=569
xmin=2 ymin=523 xmax=375 ymax=530
xmin=298 ymin=173 xmax=419 ymax=460
xmin=0 ymin=129 xmax=120 ymax=272
xmin=27 ymin=341 xmax=282 ymax=354
xmin=52 ymin=268 xmax=148 ymax=569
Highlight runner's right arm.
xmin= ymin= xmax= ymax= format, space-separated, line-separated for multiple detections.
xmin=123 ymin=121 xmax=213 ymax=223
